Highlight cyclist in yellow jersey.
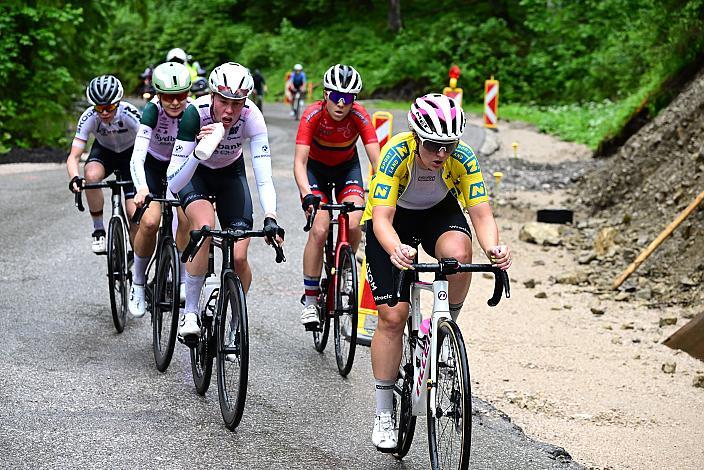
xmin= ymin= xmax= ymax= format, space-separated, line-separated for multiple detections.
xmin=364 ymin=93 xmax=512 ymax=450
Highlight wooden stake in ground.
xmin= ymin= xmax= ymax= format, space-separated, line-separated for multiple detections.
xmin=612 ymin=189 xmax=704 ymax=290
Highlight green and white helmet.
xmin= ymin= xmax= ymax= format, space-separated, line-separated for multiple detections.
xmin=152 ymin=62 xmax=192 ymax=94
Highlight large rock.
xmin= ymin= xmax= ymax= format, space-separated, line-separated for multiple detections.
xmin=519 ymin=222 xmax=562 ymax=246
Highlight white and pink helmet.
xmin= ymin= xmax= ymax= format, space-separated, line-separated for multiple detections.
xmin=407 ymin=93 xmax=465 ymax=142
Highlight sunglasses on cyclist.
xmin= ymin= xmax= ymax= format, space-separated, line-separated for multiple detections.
xmin=326 ymin=90 xmax=355 ymax=106
xmin=94 ymin=103 xmax=119 ymax=113
xmin=160 ymin=91 xmax=190 ymax=103
xmin=417 ymin=136 xmax=459 ymax=154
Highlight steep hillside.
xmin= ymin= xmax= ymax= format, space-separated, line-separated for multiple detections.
xmin=574 ymin=68 xmax=704 ymax=305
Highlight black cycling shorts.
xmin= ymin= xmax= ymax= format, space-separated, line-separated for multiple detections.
xmin=144 ymin=153 xmax=170 ymax=198
xmin=307 ymin=156 xmax=365 ymax=203
xmin=177 ymin=157 xmax=253 ymax=230
xmin=364 ymin=193 xmax=472 ymax=306
xmin=85 ymin=141 xmax=136 ymax=199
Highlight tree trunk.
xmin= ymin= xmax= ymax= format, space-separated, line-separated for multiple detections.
xmin=388 ymin=0 xmax=402 ymax=32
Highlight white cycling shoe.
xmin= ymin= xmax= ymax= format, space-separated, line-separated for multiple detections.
xmin=128 ymin=284 xmax=146 ymax=318
xmin=178 ymin=312 xmax=201 ymax=339
xmin=372 ymin=412 xmax=397 ymax=450
xmin=300 ymin=304 xmax=319 ymax=327
xmin=91 ymin=229 xmax=106 ymax=254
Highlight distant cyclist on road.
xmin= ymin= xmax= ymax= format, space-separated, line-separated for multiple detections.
xmin=165 ymin=47 xmax=205 ymax=83
xmin=286 ymin=63 xmax=307 ymax=116
xmin=293 ymin=64 xmax=380 ymax=329
xmin=66 ymin=75 xmax=141 ymax=254
xmin=127 ymin=62 xmax=193 ymax=318
xmin=252 ymin=68 xmax=266 ymax=110
xmin=167 ymin=62 xmax=284 ymax=341
xmin=363 ymin=93 xmax=512 ymax=450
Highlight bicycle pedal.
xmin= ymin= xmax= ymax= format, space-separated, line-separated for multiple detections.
xmin=177 ymin=334 xmax=199 ymax=348
xmin=375 ymin=445 xmax=397 ymax=454
xmin=304 ymin=322 xmax=321 ymax=332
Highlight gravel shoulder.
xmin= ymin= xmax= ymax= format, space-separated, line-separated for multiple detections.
xmin=453 ymin=119 xmax=704 ymax=470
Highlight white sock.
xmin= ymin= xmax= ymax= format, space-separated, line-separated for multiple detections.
xmin=374 ymin=379 xmax=395 ymax=415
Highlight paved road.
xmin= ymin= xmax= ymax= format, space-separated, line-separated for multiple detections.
xmin=0 ymin=102 xmax=580 ymax=469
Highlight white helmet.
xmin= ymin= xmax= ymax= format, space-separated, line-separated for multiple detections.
xmin=323 ymin=64 xmax=362 ymax=94
xmin=166 ymin=48 xmax=188 ymax=64
xmin=293 ymin=63 xmax=303 ymax=71
xmin=86 ymin=75 xmax=124 ymax=106
xmin=408 ymin=93 xmax=465 ymax=142
xmin=208 ymin=62 xmax=253 ymax=99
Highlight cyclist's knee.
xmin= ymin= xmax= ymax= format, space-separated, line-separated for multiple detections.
xmin=139 ymin=213 xmax=160 ymax=235
xmin=308 ymin=224 xmax=328 ymax=245
xmin=377 ymin=306 xmax=408 ymax=335
xmin=234 ymin=256 xmax=249 ymax=273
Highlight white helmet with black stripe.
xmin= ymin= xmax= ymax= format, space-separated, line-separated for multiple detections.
xmin=323 ymin=64 xmax=363 ymax=94
xmin=208 ymin=62 xmax=253 ymax=99
xmin=407 ymin=93 xmax=465 ymax=142
xmin=86 ymin=75 xmax=124 ymax=106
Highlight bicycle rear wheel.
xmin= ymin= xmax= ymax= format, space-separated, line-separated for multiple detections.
xmin=334 ymin=246 xmax=358 ymax=376
xmin=427 ymin=320 xmax=472 ymax=470
xmin=152 ymin=241 xmax=180 ymax=372
xmin=107 ymin=218 xmax=128 ymax=333
xmin=394 ymin=318 xmax=416 ymax=459
xmin=191 ymin=286 xmax=217 ymax=395
xmin=217 ymin=272 xmax=249 ymax=430
xmin=313 ymin=277 xmax=331 ymax=352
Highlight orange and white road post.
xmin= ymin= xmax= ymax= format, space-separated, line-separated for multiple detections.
xmin=372 ymin=111 xmax=393 ymax=151
xmin=484 ymin=76 xmax=499 ymax=128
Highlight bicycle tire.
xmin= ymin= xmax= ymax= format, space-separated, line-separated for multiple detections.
xmin=217 ymin=272 xmax=249 ymax=430
xmin=152 ymin=241 xmax=180 ymax=372
xmin=394 ymin=318 xmax=417 ymax=459
xmin=334 ymin=246 xmax=358 ymax=376
xmin=191 ymin=289 xmax=216 ymax=395
xmin=107 ymin=218 xmax=128 ymax=333
xmin=313 ymin=276 xmax=331 ymax=352
xmin=427 ymin=320 xmax=472 ymax=470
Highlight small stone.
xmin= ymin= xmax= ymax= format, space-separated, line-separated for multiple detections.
xmin=615 ymin=292 xmax=630 ymax=301
xmin=693 ymin=375 xmax=704 ymax=388
xmin=533 ymin=260 xmax=545 ymax=266
xmin=564 ymin=304 xmax=572 ymax=309
xmin=636 ymin=287 xmax=652 ymax=300
xmin=662 ymin=361 xmax=677 ymax=374
xmin=590 ymin=307 xmax=605 ymax=316
xmin=523 ymin=279 xmax=536 ymax=289
xmin=633 ymin=354 xmax=641 ymax=360
xmin=682 ymin=310 xmax=696 ymax=319
xmin=578 ymin=251 xmax=597 ymax=264
xmin=679 ymin=276 xmax=699 ymax=287
xmin=659 ymin=317 xmax=678 ymax=327
xmin=632 ymin=338 xmax=641 ymax=343
xmin=611 ymin=337 xmax=622 ymax=344
xmin=604 ymin=325 xmax=613 ymax=330
xmin=534 ymin=292 xmax=547 ymax=299
xmin=621 ymin=323 xmax=635 ymax=330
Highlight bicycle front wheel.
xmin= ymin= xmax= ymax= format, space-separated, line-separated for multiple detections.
xmin=107 ymin=218 xmax=128 ymax=333
xmin=427 ymin=320 xmax=472 ymax=470
xmin=217 ymin=272 xmax=249 ymax=430
xmin=152 ymin=241 xmax=179 ymax=372
xmin=334 ymin=246 xmax=358 ymax=376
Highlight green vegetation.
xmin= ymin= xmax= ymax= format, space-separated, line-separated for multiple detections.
xmin=1 ymin=0 xmax=703 ymax=151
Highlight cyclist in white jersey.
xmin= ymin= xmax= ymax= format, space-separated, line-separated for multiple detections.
xmin=67 ymin=75 xmax=141 ymax=254
xmin=127 ymin=62 xmax=193 ymax=318
xmin=167 ymin=62 xmax=283 ymax=340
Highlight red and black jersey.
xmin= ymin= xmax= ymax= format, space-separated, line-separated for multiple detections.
xmin=295 ymin=101 xmax=378 ymax=167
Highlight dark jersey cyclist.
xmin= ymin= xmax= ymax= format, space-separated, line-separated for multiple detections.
xmin=364 ymin=93 xmax=512 ymax=450
xmin=293 ymin=64 xmax=380 ymax=329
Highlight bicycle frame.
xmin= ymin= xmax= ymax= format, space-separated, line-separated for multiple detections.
xmin=323 ymin=209 xmax=351 ymax=316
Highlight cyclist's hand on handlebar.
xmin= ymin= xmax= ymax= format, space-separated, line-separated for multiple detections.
xmin=487 ymin=245 xmax=512 ymax=270
xmin=134 ymin=188 xmax=150 ymax=208
xmin=390 ymin=244 xmax=416 ymax=270
xmin=301 ymin=193 xmax=321 ymax=214
xmin=263 ymin=217 xmax=285 ymax=245
xmin=69 ymin=176 xmax=84 ymax=194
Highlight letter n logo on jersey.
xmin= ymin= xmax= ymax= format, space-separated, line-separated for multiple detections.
xmin=374 ymin=183 xmax=392 ymax=200
xmin=469 ymin=182 xmax=486 ymax=199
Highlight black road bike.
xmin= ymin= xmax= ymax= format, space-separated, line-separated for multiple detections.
xmin=182 ymin=225 xmax=285 ymax=430
xmin=75 ymin=178 xmax=133 ymax=333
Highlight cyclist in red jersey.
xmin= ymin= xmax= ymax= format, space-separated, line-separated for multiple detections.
xmin=293 ymin=64 xmax=380 ymax=328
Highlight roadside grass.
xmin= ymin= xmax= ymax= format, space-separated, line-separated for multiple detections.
xmin=359 ymin=93 xmax=649 ymax=151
